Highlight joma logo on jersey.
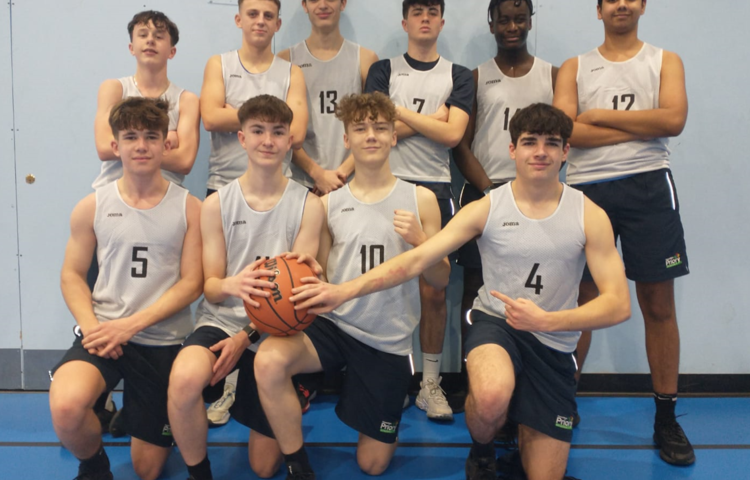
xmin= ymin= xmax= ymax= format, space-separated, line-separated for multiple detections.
xmin=397 ymin=73 xmax=409 ymax=77
xmin=665 ymin=254 xmax=682 ymax=268
xmin=341 ymin=207 xmax=355 ymax=213
xmin=380 ymin=421 xmax=398 ymax=434
xmin=230 ymin=74 xmax=242 ymax=79
xmin=590 ymin=66 xmax=605 ymax=73
xmin=232 ymin=220 xmax=247 ymax=227
xmin=555 ymin=416 xmax=573 ymax=430
xmin=107 ymin=213 xmax=123 ymax=217
xmin=502 ymin=222 xmax=519 ymax=227
xmin=299 ymin=63 xmax=313 ymax=68
xmin=486 ymin=79 xmax=502 ymax=85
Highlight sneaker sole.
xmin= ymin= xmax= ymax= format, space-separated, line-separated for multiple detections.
xmin=208 ymin=412 xmax=231 ymax=427
xmin=415 ymin=396 xmax=454 ymax=421
xmin=653 ymin=434 xmax=696 ymax=466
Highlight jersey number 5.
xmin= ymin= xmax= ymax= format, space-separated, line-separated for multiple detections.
xmin=525 ymin=263 xmax=543 ymax=295
xmin=131 ymin=246 xmax=148 ymax=278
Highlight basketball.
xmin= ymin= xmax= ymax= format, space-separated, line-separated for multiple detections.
xmin=244 ymin=256 xmax=317 ymax=336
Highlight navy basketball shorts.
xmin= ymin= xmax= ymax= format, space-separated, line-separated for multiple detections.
xmin=181 ymin=326 xmax=274 ymax=438
xmin=457 ymin=182 xmax=506 ymax=269
xmin=572 ymin=168 xmax=689 ymax=283
xmin=52 ymin=335 xmax=180 ymax=447
xmin=304 ymin=317 xmax=412 ymax=444
xmin=464 ymin=310 xmax=578 ymax=443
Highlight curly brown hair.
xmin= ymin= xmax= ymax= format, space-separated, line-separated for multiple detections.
xmin=335 ymin=93 xmax=397 ymax=131
xmin=109 ymin=97 xmax=170 ymax=139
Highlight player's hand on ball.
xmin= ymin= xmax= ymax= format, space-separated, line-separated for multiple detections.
xmin=209 ymin=330 xmax=251 ymax=386
xmin=394 ymin=209 xmax=427 ymax=247
xmin=290 ymin=279 xmax=346 ymax=315
xmin=284 ymin=252 xmax=324 ymax=278
xmin=490 ymin=291 xmax=552 ymax=332
xmin=224 ymin=257 xmax=275 ymax=307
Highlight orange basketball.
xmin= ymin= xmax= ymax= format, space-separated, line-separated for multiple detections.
xmin=244 ymin=256 xmax=317 ymax=336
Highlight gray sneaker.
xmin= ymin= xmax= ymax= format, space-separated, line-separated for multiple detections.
xmin=207 ymin=383 xmax=235 ymax=427
xmin=416 ymin=376 xmax=453 ymax=421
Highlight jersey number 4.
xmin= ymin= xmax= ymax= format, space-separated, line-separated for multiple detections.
xmin=131 ymin=246 xmax=148 ymax=278
xmin=525 ymin=263 xmax=543 ymax=295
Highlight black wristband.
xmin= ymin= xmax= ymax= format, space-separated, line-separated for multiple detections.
xmin=242 ymin=325 xmax=261 ymax=344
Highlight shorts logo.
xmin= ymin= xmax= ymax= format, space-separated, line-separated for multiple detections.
xmin=555 ymin=415 xmax=573 ymax=430
xmin=665 ymin=254 xmax=682 ymax=269
xmin=162 ymin=424 xmax=172 ymax=436
xmin=380 ymin=420 xmax=398 ymax=434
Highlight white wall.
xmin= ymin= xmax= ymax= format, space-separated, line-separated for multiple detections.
xmin=1 ymin=0 xmax=747 ymax=386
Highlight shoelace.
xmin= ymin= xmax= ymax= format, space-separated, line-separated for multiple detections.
xmin=424 ymin=379 xmax=449 ymax=405
xmin=212 ymin=389 xmax=235 ymax=409
xmin=658 ymin=414 xmax=689 ymax=443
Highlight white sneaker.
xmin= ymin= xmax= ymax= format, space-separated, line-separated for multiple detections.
xmin=415 ymin=376 xmax=453 ymax=421
xmin=207 ymin=383 xmax=235 ymax=427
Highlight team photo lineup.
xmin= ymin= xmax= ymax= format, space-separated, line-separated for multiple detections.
xmin=48 ymin=0 xmax=692 ymax=479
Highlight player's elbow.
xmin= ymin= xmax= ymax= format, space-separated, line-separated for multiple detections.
xmin=443 ymin=131 xmax=463 ymax=149
xmin=202 ymin=116 xmax=220 ymax=132
xmin=423 ymin=258 xmax=451 ymax=290
xmin=612 ymin=298 xmax=631 ymax=326
xmin=173 ymin=156 xmax=196 ymax=176
xmin=664 ymin=117 xmax=687 ymax=137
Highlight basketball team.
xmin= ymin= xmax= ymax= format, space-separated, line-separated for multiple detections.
xmin=47 ymin=1 xmax=692 ymax=479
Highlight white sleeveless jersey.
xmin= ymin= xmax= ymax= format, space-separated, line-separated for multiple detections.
xmin=92 ymin=76 xmax=185 ymax=189
xmin=288 ymin=39 xmax=362 ymax=187
xmin=92 ymin=181 xmax=192 ymax=346
xmin=567 ymin=43 xmax=670 ymax=184
xmin=388 ymin=56 xmax=453 ymax=182
xmin=195 ymin=179 xmax=308 ymax=351
xmin=472 ymin=58 xmax=554 ymax=183
xmin=473 ymin=183 xmax=586 ymax=353
xmin=323 ymin=180 xmax=421 ymax=355
xmin=206 ymin=52 xmax=292 ymax=190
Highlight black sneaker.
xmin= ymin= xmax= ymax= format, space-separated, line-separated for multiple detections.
xmin=285 ymin=462 xmax=316 ymax=480
xmin=296 ymin=383 xmax=317 ymax=415
xmin=653 ymin=417 xmax=696 ymax=466
xmin=494 ymin=421 xmax=518 ymax=449
xmin=108 ymin=408 xmax=126 ymax=438
xmin=465 ymin=453 xmax=496 ymax=480
xmin=94 ymin=394 xmax=116 ymax=435
xmin=73 ymin=464 xmax=113 ymax=480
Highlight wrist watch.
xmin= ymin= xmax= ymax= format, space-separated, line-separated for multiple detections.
xmin=242 ymin=324 xmax=261 ymax=344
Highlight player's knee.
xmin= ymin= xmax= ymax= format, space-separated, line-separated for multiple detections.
xmin=49 ymin=389 xmax=89 ymax=432
xmin=357 ymin=452 xmax=392 ymax=476
xmin=250 ymin=457 xmax=281 ymax=479
xmin=132 ymin=458 xmax=164 ymax=480
xmin=469 ymin=387 xmax=510 ymax=424
xmin=168 ymin=361 xmax=206 ymax=405
xmin=254 ymin=343 xmax=294 ymax=385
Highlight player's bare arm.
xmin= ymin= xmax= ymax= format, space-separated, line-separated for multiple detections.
xmin=287 ymin=64 xmax=309 ymax=150
xmin=160 ymin=91 xmax=200 ymax=176
xmin=200 ymin=55 xmax=241 ymax=132
xmin=494 ymin=198 xmax=630 ymax=332
xmin=82 ymin=195 xmax=206 ymax=356
xmin=290 ymin=192 xmax=325 ymax=259
xmin=452 ymin=68 xmax=493 ymax=191
xmin=396 ymin=102 xmax=468 ymax=148
xmin=405 ymin=186 xmax=450 ymax=289
xmin=291 ymin=195 xmax=489 ymax=314
xmin=554 ymin=57 xmax=641 ymax=148
xmin=201 ymin=193 xmax=274 ymax=307
xmin=94 ymin=79 xmax=125 ymax=161
xmin=576 ymin=51 xmax=687 ymax=138
xmin=359 ymin=47 xmax=379 ymax=90
xmin=292 ymin=148 xmax=345 ymax=196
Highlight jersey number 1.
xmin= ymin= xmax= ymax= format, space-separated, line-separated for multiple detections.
xmin=131 ymin=246 xmax=148 ymax=278
xmin=525 ymin=263 xmax=543 ymax=295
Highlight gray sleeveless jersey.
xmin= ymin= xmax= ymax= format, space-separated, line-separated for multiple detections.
xmin=567 ymin=43 xmax=670 ymax=184
xmin=323 ymin=180 xmax=421 ymax=355
xmin=92 ymin=181 xmax=192 ymax=346
xmin=288 ymin=40 xmax=362 ymax=187
xmin=389 ymin=56 xmax=453 ymax=182
xmin=207 ymin=52 xmax=292 ymax=190
xmin=92 ymin=76 xmax=185 ymax=189
xmin=195 ymin=179 xmax=308 ymax=351
xmin=473 ymin=183 xmax=586 ymax=353
xmin=472 ymin=58 xmax=553 ymax=183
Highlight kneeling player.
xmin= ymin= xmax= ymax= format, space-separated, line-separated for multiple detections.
xmin=289 ymin=103 xmax=631 ymax=480
xmin=254 ymin=92 xmax=450 ymax=479
xmin=50 ymin=97 xmax=203 ymax=480
xmin=167 ymin=95 xmax=323 ymax=480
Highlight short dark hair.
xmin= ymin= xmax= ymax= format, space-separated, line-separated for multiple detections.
xmin=509 ymin=103 xmax=573 ymax=146
xmin=238 ymin=95 xmax=293 ymax=127
xmin=127 ymin=11 xmax=179 ymax=46
xmin=402 ymin=0 xmax=445 ymax=19
xmin=239 ymin=0 xmax=281 ymax=13
xmin=335 ymin=93 xmax=397 ymax=130
xmin=109 ymin=97 xmax=170 ymax=139
xmin=488 ymin=0 xmax=534 ymax=23
xmin=597 ymin=0 xmax=644 ymax=5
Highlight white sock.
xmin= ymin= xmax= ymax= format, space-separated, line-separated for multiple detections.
xmin=422 ymin=353 xmax=442 ymax=384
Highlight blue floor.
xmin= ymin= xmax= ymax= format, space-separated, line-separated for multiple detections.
xmin=1 ymin=393 xmax=748 ymax=479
